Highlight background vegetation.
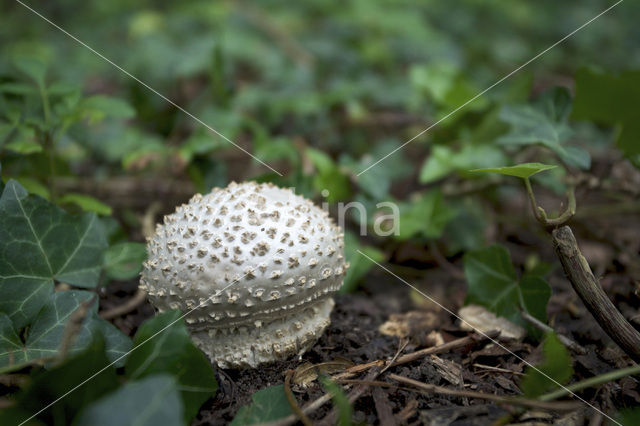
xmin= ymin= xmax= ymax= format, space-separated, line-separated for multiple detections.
xmin=1 ymin=0 xmax=639 ymax=424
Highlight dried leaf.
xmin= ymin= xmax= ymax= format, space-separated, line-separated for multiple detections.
xmin=379 ymin=311 xmax=439 ymax=344
xmin=458 ymin=304 xmax=526 ymax=340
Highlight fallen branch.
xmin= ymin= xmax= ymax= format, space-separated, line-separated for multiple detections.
xmin=387 ymin=374 xmax=581 ymax=412
xmin=342 ymin=330 xmax=500 ymax=376
xmin=552 ymin=226 xmax=640 ymax=363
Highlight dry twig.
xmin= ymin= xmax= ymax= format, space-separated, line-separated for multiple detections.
xmin=99 ymin=288 xmax=147 ymax=320
xmin=387 ymin=374 xmax=582 ymax=412
xmin=283 ymin=369 xmax=312 ymax=426
xmin=552 ymin=226 xmax=640 ymax=362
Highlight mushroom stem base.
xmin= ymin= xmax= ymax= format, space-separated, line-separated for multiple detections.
xmin=190 ymin=297 xmax=335 ymax=369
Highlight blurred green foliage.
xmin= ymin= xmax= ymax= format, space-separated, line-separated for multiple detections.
xmin=1 ymin=1 xmax=639 ymax=422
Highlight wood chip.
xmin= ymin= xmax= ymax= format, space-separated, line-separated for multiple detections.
xmin=429 ymin=355 xmax=463 ymax=386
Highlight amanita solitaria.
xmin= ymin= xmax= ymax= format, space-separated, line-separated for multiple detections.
xmin=140 ymin=181 xmax=347 ymax=368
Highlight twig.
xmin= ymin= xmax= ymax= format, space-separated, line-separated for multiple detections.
xmin=283 ymin=369 xmax=312 ymax=426
xmin=99 ymin=288 xmax=147 ymax=320
xmin=524 ymin=178 xmax=576 ymax=226
xmin=263 ymin=393 xmax=334 ymax=426
xmin=472 ymin=363 xmax=524 ymax=376
xmin=539 ymin=362 xmax=640 ymax=402
xmin=520 ymin=310 xmax=586 ymax=354
xmin=388 ymin=374 xmax=581 ymax=412
xmin=390 ymin=330 xmax=500 ymax=368
xmin=320 ymin=367 xmax=380 ymax=425
xmin=552 ymin=226 xmax=640 ymax=362
xmin=380 ymin=338 xmax=409 ymax=374
xmin=341 ymin=330 xmax=499 ymax=376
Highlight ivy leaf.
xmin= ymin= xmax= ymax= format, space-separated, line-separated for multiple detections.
xmin=520 ymin=332 xmax=573 ymax=397
xmin=58 ymin=193 xmax=113 ymax=216
xmin=342 ymin=140 xmax=411 ymax=199
xmin=0 ymin=291 xmax=131 ymax=371
xmin=230 ymin=385 xmax=293 ymax=425
xmin=464 ymin=244 xmax=551 ymax=334
xmin=305 ymin=148 xmax=352 ymax=202
xmin=572 ymin=68 xmax=640 ymax=164
xmin=103 ymin=242 xmax=147 ymax=281
xmin=342 ymin=232 xmax=385 ymax=293
xmin=497 ymin=88 xmax=590 ymax=170
xmin=0 ymin=290 xmax=131 ymax=367
xmin=10 ymin=336 xmax=119 ymax=425
xmin=125 ymin=310 xmax=217 ymax=423
xmin=0 ymin=180 xmax=108 ymax=327
xmin=12 ymin=56 xmax=47 ymax=87
xmin=80 ymin=95 xmax=136 ymax=122
xmin=420 ymin=143 xmax=507 ymax=183
xmin=0 ymin=313 xmax=23 ymax=369
xmin=471 ymin=162 xmax=557 ymax=179
xmin=396 ymin=190 xmax=455 ymax=241
xmin=75 ymin=375 xmax=183 ymax=426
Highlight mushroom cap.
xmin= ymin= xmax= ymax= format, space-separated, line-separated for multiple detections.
xmin=140 ymin=181 xmax=346 ymax=368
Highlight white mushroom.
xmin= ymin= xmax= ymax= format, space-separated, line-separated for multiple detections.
xmin=140 ymin=181 xmax=347 ymax=368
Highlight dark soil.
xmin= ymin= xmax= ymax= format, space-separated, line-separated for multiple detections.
xmin=101 ymin=255 xmax=640 ymax=425
xmin=98 ymin=156 xmax=640 ymax=425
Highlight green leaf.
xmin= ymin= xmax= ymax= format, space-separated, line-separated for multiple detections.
xmin=497 ymin=88 xmax=590 ymax=169
xmin=0 ymin=82 xmax=39 ymax=95
xmin=231 ymin=385 xmax=293 ymax=426
xmin=320 ymin=376 xmax=352 ymax=426
xmin=93 ymin=318 xmax=133 ymax=365
xmin=5 ymin=139 xmax=42 ymax=155
xmin=13 ymin=177 xmax=50 ymax=200
xmin=410 ymin=62 xmax=489 ymax=119
xmin=75 ymin=375 xmax=184 ymax=426
xmin=126 ymin=310 xmax=217 ymax=423
xmin=81 ymin=95 xmax=136 ymax=122
xmin=178 ymin=128 xmax=228 ymax=163
xmin=0 ymin=312 xmax=23 ymax=368
xmin=12 ymin=56 xmax=47 ymax=86
xmin=0 ymin=290 xmax=130 ymax=368
xmin=464 ymin=244 xmax=551 ymax=333
xmin=0 ymin=290 xmax=131 ymax=371
xmin=305 ymin=148 xmax=352 ymax=202
xmin=617 ymin=407 xmax=640 ymax=426
xmin=11 ymin=336 xmax=119 ymax=425
xmin=58 ymin=193 xmax=113 ymax=216
xmin=396 ymin=190 xmax=455 ymax=241
xmin=0 ymin=180 xmax=108 ymax=327
xmin=103 ymin=242 xmax=147 ymax=281
xmin=520 ymin=332 xmax=573 ymax=397
xmin=420 ymin=143 xmax=508 ymax=183
xmin=572 ymin=68 xmax=640 ymax=163
xmin=342 ymin=232 xmax=385 ymax=293
xmin=342 ymin=140 xmax=411 ymax=199
xmin=471 ymin=162 xmax=557 ymax=179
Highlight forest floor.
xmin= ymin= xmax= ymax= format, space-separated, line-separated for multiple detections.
xmin=101 ymin=245 xmax=639 ymax=425
xmin=95 ymin=155 xmax=640 ymax=425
